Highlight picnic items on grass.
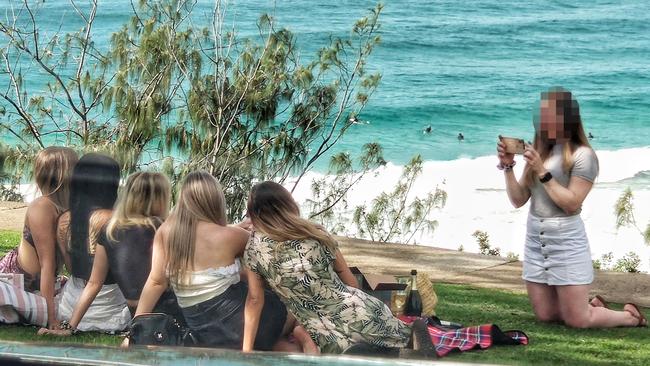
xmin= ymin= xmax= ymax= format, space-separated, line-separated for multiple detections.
xmin=400 ymin=315 xmax=529 ymax=357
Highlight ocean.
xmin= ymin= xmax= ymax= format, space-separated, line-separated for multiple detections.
xmin=2 ymin=0 xmax=650 ymax=268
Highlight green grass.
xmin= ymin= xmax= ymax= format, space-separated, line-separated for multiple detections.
xmin=0 ymin=325 xmax=122 ymax=346
xmin=436 ymin=284 xmax=649 ymax=366
xmin=0 ymin=229 xmax=648 ymax=364
xmin=0 ymin=230 xmax=20 ymax=254
xmin=1 ymin=230 xmax=122 ymax=346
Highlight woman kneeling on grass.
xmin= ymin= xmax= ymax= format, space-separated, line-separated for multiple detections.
xmin=40 ymin=172 xmax=184 ymax=336
xmin=55 ymin=153 xmax=131 ymax=332
xmin=497 ymin=87 xmax=646 ymax=328
xmin=135 ymin=171 xmax=317 ymax=352
xmin=0 ymin=147 xmax=77 ymax=329
xmin=243 ymin=181 xmax=435 ymax=355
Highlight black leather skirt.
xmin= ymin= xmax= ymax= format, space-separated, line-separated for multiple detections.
xmin=181 ymin=281 xmax=287 ymax=350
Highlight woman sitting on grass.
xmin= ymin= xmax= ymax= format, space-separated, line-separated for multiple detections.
xmin=40 ymin=172 xmax=183 ymax=336
xmin=54 ymin=153 xmax=131 ymax=332
xmin=243 ymin=181 xmax=434 ymax=355
xmin=496 ymin=87 xmax=646 ymax=328
xmin=0 ymin=147 xmax=77 ymax=329
xmin=135 ymin=171 xmax=317 ymax=352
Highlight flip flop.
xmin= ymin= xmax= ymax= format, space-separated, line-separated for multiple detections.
xmin=589 ymin=295 xmax=609 ymax=309
xmin=624 ymin=303 xmax=648 ymax=327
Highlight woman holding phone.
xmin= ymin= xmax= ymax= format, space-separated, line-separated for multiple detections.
xmin=497 ymin=87 xmax=646 ymax=328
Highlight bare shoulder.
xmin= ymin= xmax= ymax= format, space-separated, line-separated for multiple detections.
xmin=155 ymin=221 xmax=172 ymax=239
xmin=57 ymin=211 xmax=71 ymax=230
xmin=58 ymin=211 xmax=71 ymax=223
xmin=90 ymin=209 xmax=113 ymax=229
xmin=224 ymin=225 xmax=251 ymax=243
xmin=26 ymin=197 xmax=57 ymax=218
xmin=55 ymin=211 xmax=71 ymax=249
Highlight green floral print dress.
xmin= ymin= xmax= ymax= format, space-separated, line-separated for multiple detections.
xmin=244 ymin=232 xmax=411 ymax=353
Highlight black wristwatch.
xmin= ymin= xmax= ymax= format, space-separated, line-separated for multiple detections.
xmin=539 ymin=171 xmax=552 ymax=183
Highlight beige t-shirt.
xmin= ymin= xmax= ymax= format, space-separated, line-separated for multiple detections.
xmin=529 ymin=144 xmax=599 ymax=218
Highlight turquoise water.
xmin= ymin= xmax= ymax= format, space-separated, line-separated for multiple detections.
xmin=1 ymin=0 xmax=649 ymax=167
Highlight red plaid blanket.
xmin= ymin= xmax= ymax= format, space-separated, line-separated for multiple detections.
xmin=399 ymin=315 xmax=529 ymax=357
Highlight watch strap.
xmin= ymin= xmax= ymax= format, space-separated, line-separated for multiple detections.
xmin=539 ymin=171 xmax=552 ymax=183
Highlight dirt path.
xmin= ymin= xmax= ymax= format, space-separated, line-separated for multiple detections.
xmin=0 ymin=202 xmax=26 ymax=232
xmin=1 ymin=203 xmax=647 ymax=306
xmin=336 ymin=237 xmax=650 ymax=307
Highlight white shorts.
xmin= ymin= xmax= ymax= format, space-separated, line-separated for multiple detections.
xmin=522 ymin=213 xmax=593 ymax=286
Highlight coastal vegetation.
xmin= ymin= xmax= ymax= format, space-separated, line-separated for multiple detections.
xmin=351 ymin=155 xmax=447 ymax=243
xmin=473 ymin=230 xmax=501 ymax=257
xmin=614 ymin=188 xmax=650 ymax=245
xmin=0 ymin=0 xmax=384 ymax=221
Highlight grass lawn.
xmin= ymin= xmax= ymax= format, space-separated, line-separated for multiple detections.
xmin=0 ymin=230 xmax=20 ymax=255
xmin=1 ymin=229 xmax=648 ymax=365
xmin=436 ymin=284 xmax=649 ymax=366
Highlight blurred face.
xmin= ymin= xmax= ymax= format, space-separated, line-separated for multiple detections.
xmin=537 ymin=97 xmax=571 ymax=144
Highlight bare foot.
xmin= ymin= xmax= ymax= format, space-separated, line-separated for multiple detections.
xmin=293 ymin=325 xmax=320 ymax=355
xmin=120 ymin=337 xmax=130 ymax=348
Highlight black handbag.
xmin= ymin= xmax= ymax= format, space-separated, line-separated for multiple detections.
xmin=128 ymin=313 xmax=196 ymax=346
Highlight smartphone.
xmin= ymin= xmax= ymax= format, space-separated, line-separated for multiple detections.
xmin=499 ymin=136 xmax=525 ymax=154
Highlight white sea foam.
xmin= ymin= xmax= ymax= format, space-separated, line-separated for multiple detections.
xmin=290 ymin=146 xmax=650 ymax=271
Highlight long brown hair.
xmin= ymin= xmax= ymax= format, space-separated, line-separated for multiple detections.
xmin=106 ymin=172 xmax=171 ymax=241
xmin=247 ymin=181 xmax=337 ymax=252
xmin=166 ymin=171 xmax=227 ymax=285
xmin=34 ymin=147 xmax=78 ymax=211
xmin=523 ymin=87 xmax=596 ymax=187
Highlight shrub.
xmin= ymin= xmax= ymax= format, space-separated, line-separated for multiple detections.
xmin=506 ymin=252 xmax=519 ymax=261
xmin=613 ymin=252 xmax=642 ymax=273
xmin=473 ymin=230 xmax=501 ymax=257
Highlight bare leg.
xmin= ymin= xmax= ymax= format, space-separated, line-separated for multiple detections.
xmin=272 ymin=313 xmax=320 ymax=354
xmin=556 ymin=285 xmax=639 ymax=328
xmin=526 ymin=281 xmax=562 ymax=323
xmin=272 ymin=338 xmax=302 ymax=353
xmin=292 ymin=325 xmax=320 ymax=355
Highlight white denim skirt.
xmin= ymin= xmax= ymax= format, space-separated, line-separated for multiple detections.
xmin=522 ymin=213 xmax=594 ymax=286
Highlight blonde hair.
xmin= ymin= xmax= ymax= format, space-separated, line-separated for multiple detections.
xmin=106 ymin=172 xmax=171 ymax=242
xmin=247 ymin=181 xmax=338 ymax=252
xmin=524 ymin=88 xmax=597 ymax=187
xmin=34 ymin=147 xmax=78 ymax=211
xmin=166 ymin=171 xmax=227 ymax=285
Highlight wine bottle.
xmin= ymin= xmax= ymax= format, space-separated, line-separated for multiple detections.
xmin=405 ymin=269 xmax=423 ymax=317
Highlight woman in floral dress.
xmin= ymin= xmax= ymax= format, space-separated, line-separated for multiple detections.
xmin=243 ymin=181 xmax=433 ymax=355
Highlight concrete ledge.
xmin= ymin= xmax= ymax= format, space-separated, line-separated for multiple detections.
xmin=0 ymin=341 xmax=493 ymax=366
